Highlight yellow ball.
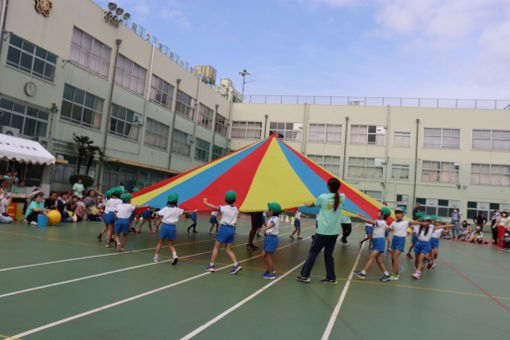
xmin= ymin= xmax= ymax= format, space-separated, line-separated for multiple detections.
xmin=47 ymin=210 xmax=62 ymax=225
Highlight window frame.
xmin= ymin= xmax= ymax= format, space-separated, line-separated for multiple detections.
xmin=0 ymin=96 xmax=49 ymax=138
xmin=347 ymin=157 xmax=384 ymax=178
xmin=471 ymin=163 xmax=510 ymax=186
xmin=416 ymin=197 xmax=460 ymax=217
xmin=393 ymin=131 xmax=411 ymax=148
xmin=69 ymin=27 xmax=111 ymax=78
xmin=149 ymin=74 xmax=174 ymax=108
xmin=215 ymin=114 xmax=228 ymax=137
xmin=197 ymin=103 xmax=214 ymax=130
xmin=194 ymin=138 xmax=211 ymax=162
xmin=391 ymin=163 xmax=410 ymax=181
xmin=421 ymin=160 xmax=459 ymax=183
xmin=60 ymin=84 xmax=104 ymax=130
xmin=472 ymin=129 xmax=510 ymax=151
xmin=109 ymin=104 xmax=141 ymax=141
xmin=423 ymin=127 xmax=460 ymax=149
xmin=175 ymin=90 xmax=195 ymax=120
xmin=307 ymin=154 xmax=341 ymax=175
xmin=231 ymin=121 xmax=263 ymax=139
xmin=144 ymin=117 xmax=169 ymax=150
xmin=269 ymin=122 xmax=303 ymax=141
xmin=308 ymin=123 xmax=342 ymax=143
xmin=171 ymin=129 xmax=191 ymax=157
xmin=114 ymin=54 xmax=147 ymax=96
xmin=350 ymin=124 xmax=386 ymax=145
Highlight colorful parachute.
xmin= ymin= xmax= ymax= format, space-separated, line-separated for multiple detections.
xmin=132 ymin=134 xmax=388 ymax=219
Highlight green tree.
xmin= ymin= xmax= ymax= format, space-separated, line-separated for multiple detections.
xmin=72 ymin=134 xmax=93 ymax=175
xmin=85 ymin=145 xmax=101 ymax=176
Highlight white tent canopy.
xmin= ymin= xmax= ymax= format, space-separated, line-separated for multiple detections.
xmin=0 ymin=133 xmax=55 ymax=165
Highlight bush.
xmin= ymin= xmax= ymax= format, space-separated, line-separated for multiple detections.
xmin=69 ymin=174 xmax=94 ymax=189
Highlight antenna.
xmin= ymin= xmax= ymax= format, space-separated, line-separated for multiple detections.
xmin=238 ymin=69 xmax=251 ymax=97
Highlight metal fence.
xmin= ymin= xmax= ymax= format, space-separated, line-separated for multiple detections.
xmin=244 ymin=95 xmax=510 ymax=110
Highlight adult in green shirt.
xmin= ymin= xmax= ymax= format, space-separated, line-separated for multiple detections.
xmin=297 ymin=178 xmax=345 ymax=284
xmin=73 ymin=178 xmax=85 ymax=198
xmin=340 ymin=214 xmax=352 ymax=245
xmin=25 ymin=193 xmax=48 ymax=225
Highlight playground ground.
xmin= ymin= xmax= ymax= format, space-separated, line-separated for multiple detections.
xmin=0 ymin=216 xmax=509 ymax=339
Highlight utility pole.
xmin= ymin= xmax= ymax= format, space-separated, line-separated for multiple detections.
xmin=238 ymin=69 xmax=251 ymax=97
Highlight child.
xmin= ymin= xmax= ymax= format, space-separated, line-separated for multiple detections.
xmin=25 ymin=193 xmax=48 ymax=225
xmin=97 ymin=189 xmax=112 ymax=242
xmin=354 ymin=207 xmax=392 ymax=281
xmin=187 ymin=211 xmax=198 ymax=233
xmin=154 ymin=193 xmax=197 ymax=264
xmin=406 ymin=212 xmax=423 ymax=258
xmin=259 ymin=202 xmax=281 ymax=279
xmin=203 ymin=190 xmax=242 ymax=274
xmin=442 ymin=228 xmax=451 ymax=239
xmin=113 ymin=193 xmax=147 ymax=252
xmin=427 ymin=218 xmax=454 ymax=269
xmin=411 ymin=216 xmax=435 ymax=279
xmin=137 ymin=208 xmax=156 ymax=233
xmin=494 ymin=211 xmax=509 ymax=247
xmin=290 ymin=210 xmax=306 ymax=240
xmin=359 ymin=221 xmax=374 ymax=249
xmin=459 ymin=220 xmax=471 ymax=241
xmin=100 ymin=188 xmax=123 ymax=247
xmin=469 ymin=226 xmax=488 ymax=244
xmin=208 ymin=211 xmax=219 ymax=234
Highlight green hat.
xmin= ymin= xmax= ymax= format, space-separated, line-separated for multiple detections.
xmin=394 ymin=207 xmax=404 ymax=214
xmin=105 ymin=189 xmax=112 ymax=198
xmin=225 ymin=190 xmax=236 ymax=203
xmin=132 ymin=188 xmax=140 ymax=193
xmin=380 ymin=206 xmax=391 ymax=217
xmin=167 ymin=192 xmax=179 ymax=203
xmin=121 ymin=193 xmax=132 ymax=202
xmin=415 ymin=211 xmax=424 ymax=218
xmin=267 ymin=202 xmax=282 ymax=214
xmin=112 ymin=187 xmax=123 ymax=195
xmin=421 ymin=215 xmax=432 ymax=221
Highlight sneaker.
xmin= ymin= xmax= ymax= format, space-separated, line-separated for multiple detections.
xmin=153 ymin=255 xmax=159 ymax=263
xmin=262 ymin=272 xmax=276 ymax=280
xmin=117 ymin=243 xmax=121 ymax=251
xmin=406 ymin=253 xmax=413 ymax=259
xmin=172 ymin=257 xmax=178 ymax=265
xmin=353 ymin=270 xmax=366 ymax=280
xmin=97 ymin=233 xmax=102 ymax=241
xmin=205 ymin=265 xmax=215 ymax=272
xmin=427 ymin=263 xmax=433 ymax=270
xmin=118 ymin=248 xmax=124 ymax=252
xmin=105 ymin=244 xmax=110 ymax=248
xmin=430 ymin=262 xmax=436 ymax=269
xmin=230 ymin=264 xmax=242 ymax=274
xmin=289 ymin=235 xmax=295 ymax=240
xmin=380 ymin=274 xmax=391 ymax=282
xmin=412 ymin=272 xmax=421 ymax=279
xmin=389 ymin=274 xmax=399 ymax=281
xmin=296 ymin=276 xmax=311 ymax=283
xmin=320 ymin=279 xmax=338 ymax=285
xmin=30 ymin=221 xmax=38 ymax=225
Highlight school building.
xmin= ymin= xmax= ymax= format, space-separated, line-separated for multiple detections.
xmin=2 ymin=0 xmax=510 ymax=219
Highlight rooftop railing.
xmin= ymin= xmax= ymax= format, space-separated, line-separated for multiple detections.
xmin=244 ymin=95 xmax=510 ymax=110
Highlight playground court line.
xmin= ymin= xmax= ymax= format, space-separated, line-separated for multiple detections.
xmin=0 ymin=227 xmax=309 ymax=299
xmin=10 ymin=237 xmax=304 ymax=339
xmin=449 ymin=243 xmax=510 ymax=273
xmin=180 ymin=260 xmax=307 ymax=339
xmin=321 ymin=242 xmax=365 ymax=340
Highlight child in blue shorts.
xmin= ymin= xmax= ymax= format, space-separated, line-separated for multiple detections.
xmin=290 ymin=210 xmax=307 ymax=240
xmin=113 ymin=193 xmax=147 ymax=252
xmin=353 ymin=207 xmax=392 ymax=281
xmin=259 ymin=203 xmax=281 ymax=279
xmin=359 ymin=223 xmax=374 ymax=249
xmin=407 ymin=212 xmax=423 ymax=258
xmin=426 ymin=218 xmax=454 ymax=270
xmin=411 ymin=216 xmax=436 ymax=279
xmin=102 ymin=187 xmax=123 ymax=248
xmin=208 ymin=211 xmax=219 ymax=234
xmin=203 ymin=191 xmax=242 ymax=274
xmin=136 ymin=208 xmax=156 ymax=233
xmin=187 ymin=211 xmax=198 ymax=233
xmin=153 ymin=193 xmax=197 ymax=264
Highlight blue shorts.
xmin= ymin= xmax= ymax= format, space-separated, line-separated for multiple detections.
xmin=412 ymin=233 xmax=418 ymax=244
xmin=264 ymin=234 xmax=278 ymax=253
xmin=385 ymin=231 xmax=389 ymax=238
xmin=365 ymin=226 xmax=373 ymax=235
xmin=414 ymin=240 xmax=431 ymax=254
xmin=391 ymin=236 xmax=406 ymax=251
xmin=209 ymin=215 xmax=218 ymax=224
xmin=160 ymin=223 xmax=176 ymax=241
xmin=217 ymin=225 xmax=235 ymax=244
xmin=372 ymin=237 xmax=385 ymax=253
xmin=103 ymin=212 xmax=115 ymax=225
xmin=130 ymin=210 xmax=136 ymax=221
xmin=294 ymin=219 xmax=301 ymax=228
xmin=141 ymin=209 xmax=152 ymax=219
xmin=114 ymin=218 xmax=130 ymax=234
xmin=430 ymin=238 xmax=440 ymax=249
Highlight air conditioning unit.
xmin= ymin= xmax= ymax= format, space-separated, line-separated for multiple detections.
xmin=133 ymin=114 xmax=143 ymax=125
xmin=186 ymin=135 xmax=194 ymax=145
xmin=0 ymin=127 xmax=20 ymax=136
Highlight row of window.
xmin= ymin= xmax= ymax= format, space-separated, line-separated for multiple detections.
xmin=0 ymin=97 xmax=49 ymax=137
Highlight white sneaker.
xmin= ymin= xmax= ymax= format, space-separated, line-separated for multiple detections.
xmin=30 ymin=221 xmax=38 ymax=225
xmin=153 ymin=255 xmax=159 ymax=263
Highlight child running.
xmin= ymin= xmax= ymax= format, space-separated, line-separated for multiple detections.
xmin=353 ymin=206 xmax=392 ymax=281
xmin=411 ymin=216 xmax=435 ymax=279
xmin=101 ymin=188 xmax=123 ymax=248
xmin=359 ymin=221 xmax=374 ymax=249
xmin=97 ymin=189 xmax=112 ymax=242
xmin=406 ymin=212 xmax=423 ymax=258
xmin=259 ymin=202 xmax=281 ymax=279
xmin=208 ymin=211 xmax=219 ymax=234
xmin=186 ymin=211 xmax=198 ymax=233
xmin=427 ymin=217 xmax=454 ymax=269
xmin=137 ymin=208 xmax=156 ymax=233
xmin=290 ymin=210 xmax=306 ymax=240
xmin=113 ymin=193 xmax=147 ymax=252
xmin=153 ymin=193 xmax=197 ymax=264
xmin=203 ymin=190 xmax=242 ymax=274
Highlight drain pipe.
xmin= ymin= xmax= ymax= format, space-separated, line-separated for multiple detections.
xmin=411 ymin=118 xmax=420 ymax=208
xmin=167 ymin=79 xmax=181 ymax=170
xmin=342 ymin=116 xmax=349 ymax=180
xmin=0 ymin=0 xmax=9 ymax=56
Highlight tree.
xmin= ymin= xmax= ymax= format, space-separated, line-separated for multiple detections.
xmin=85 ymin=145 xmax=101 ymax=176
xmin=72 ymin=134 xmax=93 ymax=175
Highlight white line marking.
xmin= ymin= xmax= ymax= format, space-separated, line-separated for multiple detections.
xmin=321 ymin=243 xmax=365 ymax=340
xmin=180 ymin=260 xmax=306 ymax=339
xmin=10 ymin=238 xmax=303 ymax=339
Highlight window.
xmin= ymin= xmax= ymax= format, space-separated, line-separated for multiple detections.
xmin=109 ymin=104 xmax=140 ymax=141
xmin=269 ymin=122 xmax=303 ymax=141
xmin=215 ymin=114 xmax=228 ymax=137
xmin=393 ymin=131 xmax=411 ymax=147
xmin=53 ymin=154 xmax=96 ymax=183
xmin=391 ymin=164 xmax=410 ymax=180
xmin=471 ymin=163 xmax=510 ymax=186
xmin=466 ymin=201 xmax=510 ymax=219
xmin=114 ymin=55 xmax=147 ymax=95
xmin=7 ymin=34 xmax=57 ymax=81
xmin=348 ymin=157 xmax=384 ymax=178
xmin=308 ymin=155 xmax=341 ymax=175
xmin=396 ymin=194 xmax=409 ymax=211
xmin=231 ymin=121 xmax=263 ymax=139
xmin=422 ymin=161 xmax=458 ymax=183
xmin=0 ymin=97 xmax=48 ymax=137
xmin=212 ymin=145 xmax=228 ymax=160
xmin=423 ymin=128 xmax=460 ymax=149
xmin=172 ymin=129 xmax=191 ymax=157
xmin=175 ymin=91 xmax=195 ymax=120
xmin=308 ymin=124 xmax=342 ymax=143
xmin=61 ymin=84 xmax=103 ymax=129
xmin=350 ymin=125 xmax=386 ymax=145
xmin=361 ymin=190 xmax=383 ymax=202
xmin=144 ymin=118 xmax=169 ymax=149
xmin=416 ymin=198 xmax=459 ymax=217
xmin=198 ymin=104 xmax=214 ymax=130
xmin=70 ymin=27 xmax=111 ymax=77
xmin=472 ymin=130 xmax=510 ymax=151
xmin=150 ymin=75 xmax=174 ymax=108
xmin=195 ymin=138 xmax=210 ymax=162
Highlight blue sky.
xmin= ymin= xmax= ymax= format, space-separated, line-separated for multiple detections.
xmin=95 ymin=0 xmax=510 ymax=99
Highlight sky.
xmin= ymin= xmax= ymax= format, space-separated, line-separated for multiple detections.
xmin=95 ymin=0 xmax=510 ymax=99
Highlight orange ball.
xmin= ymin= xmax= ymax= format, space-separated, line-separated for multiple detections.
xmin=47 ymin=210 xmax=62 ymax=225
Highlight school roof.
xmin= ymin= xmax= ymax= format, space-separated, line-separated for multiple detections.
xmin=132 ymin=134 xmax=388 ymax=218
xmin=0 ymin=133 xmax=55 ymax=165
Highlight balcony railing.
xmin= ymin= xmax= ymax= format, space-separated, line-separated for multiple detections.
xmin=244 ymin=95 xmax=510 ymax=110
